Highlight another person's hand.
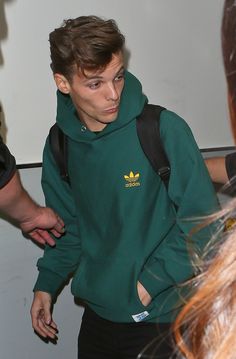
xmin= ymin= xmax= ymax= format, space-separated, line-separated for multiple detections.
xmin=31 ymin=291 xmax=58 ymax=339
xmin=137 ymin=281 xmax=152 ymax=306
xmin=20 ymin=206 xmax=64 ymax=246
xmin=0 ymin=171 xmax=65 ymax=246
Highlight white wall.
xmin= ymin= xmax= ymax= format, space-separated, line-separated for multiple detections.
xmin=0 ymin=0 xmax=232 ymax=165
xmin=0 ymin=167 xmax=83 ymax=359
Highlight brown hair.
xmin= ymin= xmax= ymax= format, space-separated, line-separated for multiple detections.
xmin=173 ymin=202 xmax=236 ymax=359
xmin=49 ymin=15 xmax=125 ymax=82
xmin=222 ymin=0 xmax=236 ymax=141
xmin=173 ymin=1 xmax=236 ymax=358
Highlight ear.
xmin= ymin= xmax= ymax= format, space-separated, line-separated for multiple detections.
xmin=54 ymin=73 xmax=71 ymax=94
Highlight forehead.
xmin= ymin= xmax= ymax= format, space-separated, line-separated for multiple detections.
xmin=78 ymin=52 xmax=124 ymax=81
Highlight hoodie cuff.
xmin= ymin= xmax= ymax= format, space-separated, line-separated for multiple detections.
xmin=33 ymin=270 xmax=65 ymax=298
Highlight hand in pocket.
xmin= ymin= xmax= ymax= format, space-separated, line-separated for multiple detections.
xmin=137 ymin=281 xmax=152 ymax=306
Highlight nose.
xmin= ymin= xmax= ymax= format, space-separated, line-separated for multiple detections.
xmin=105 ymin=82 xmax=119 ymax=101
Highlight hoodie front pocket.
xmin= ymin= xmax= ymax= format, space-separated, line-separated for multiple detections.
xmin=133 ymin=277 xmax=155 ymax=312
xmin=71 ymin=257 xmax=143 ymax=309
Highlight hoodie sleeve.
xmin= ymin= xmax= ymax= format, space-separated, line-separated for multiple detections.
xmin=33 ymin=138 xmax=81 ymax=298
xmin=138 ymin=110 xmax=220 ymax=299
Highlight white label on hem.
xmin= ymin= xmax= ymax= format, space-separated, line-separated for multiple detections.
xmin=132 ymin=311 xmax=149 ymax=322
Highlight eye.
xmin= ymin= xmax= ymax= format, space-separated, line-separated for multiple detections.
xmin=88 ymin=81 xmax=101 ymax=89
xmin=114 ymin=73 xmax=124 ymax=82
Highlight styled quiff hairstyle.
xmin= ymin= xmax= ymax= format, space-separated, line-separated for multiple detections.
xmin=49 ymin=15 xmax=125 ymax=81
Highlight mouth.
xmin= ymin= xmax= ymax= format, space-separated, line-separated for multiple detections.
xmin=104 ymin=106 xmax=119 ymax=114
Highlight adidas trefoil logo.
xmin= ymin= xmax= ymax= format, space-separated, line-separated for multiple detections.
xmin=124 ymin=171 xmax=141 ymax=188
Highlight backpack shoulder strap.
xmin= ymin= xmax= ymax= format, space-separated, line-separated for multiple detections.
xmin=49 ymin=123 xmax=70 ymax=185
xmin=48 ymin=104 xmax=170 ymax=188
xmin=136 ymin=103 xmax=170 ymax=189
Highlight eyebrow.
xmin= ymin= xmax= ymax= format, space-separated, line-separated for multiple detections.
xmin=84 ymin=65 xmax=125 ymax=81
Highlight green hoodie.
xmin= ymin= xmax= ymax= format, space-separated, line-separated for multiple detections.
xmin=34 ymin=71 xmax=219 ymax=323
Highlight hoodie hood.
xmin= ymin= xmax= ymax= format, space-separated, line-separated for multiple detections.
xmin=56 ymin=71 xmax=147 ymax=142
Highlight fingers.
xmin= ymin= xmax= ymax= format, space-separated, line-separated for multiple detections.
xmin=43 ymin=214 xmax=65 ymax=240
xmin=21 ymin=208 xmax=65 ymax=246
xmin=29 ymin=214 xmax=65 ymax=244
xmin=29 ymin=229 xmax=56 ymax=246
xmin=50 ymin=228 xmax=64 ymax=238
xmin=51 ymin=219 xmax=65 ymax=238
xmin=54 ymin=216 xmax=65 ymax=233
xmin=46 ymin=209 xmax=65 ymax=234
xmin=36 ymin=310 xmax=58 ymax=339
xmin=20 ymin=207 xmax=65 ymax=244
xmin=31 ymin=292 xmax=58 ymax=340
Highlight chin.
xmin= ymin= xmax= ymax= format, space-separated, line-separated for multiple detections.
xmin=109 ymin=112 xmax=119 ymax=121
xmin=100 ymin=115 xmax=118 ymax=124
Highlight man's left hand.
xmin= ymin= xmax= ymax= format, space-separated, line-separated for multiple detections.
xmin=137 ymin=281 xmax=152 ymax=306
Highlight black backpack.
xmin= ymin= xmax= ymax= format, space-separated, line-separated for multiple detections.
xmin=49 ymin=104 xmax=171 ymax=188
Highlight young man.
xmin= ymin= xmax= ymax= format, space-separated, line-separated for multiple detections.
xmin=31 ymin=16 xmax=219 ymax=359
xmin=0 ymin=135 xmax=64 ymax=245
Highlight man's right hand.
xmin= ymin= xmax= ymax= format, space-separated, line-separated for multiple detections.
xmin=31 ymin=291 xmax=58 ymax=339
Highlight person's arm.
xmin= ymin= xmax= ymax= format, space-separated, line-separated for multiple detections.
xmin=0 ymin=137 xmax=65 ymax=245
xmin=0 ymin=170 xmax=64 ymax=245
xmin=138 ymin=111 xmax=220 ymax=301
xmin=205 ymin=157 xmax=228 ymax=184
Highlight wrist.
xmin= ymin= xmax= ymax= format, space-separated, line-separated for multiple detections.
xmin=17 ymin=196 xmax=41 ymax=226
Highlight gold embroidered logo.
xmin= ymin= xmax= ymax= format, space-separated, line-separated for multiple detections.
xmin=124 ymin=171 xmax=141 ymax=188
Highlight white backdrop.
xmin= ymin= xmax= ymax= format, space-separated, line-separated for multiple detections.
xmin=0 ymin=0 xmax=232 ymax=164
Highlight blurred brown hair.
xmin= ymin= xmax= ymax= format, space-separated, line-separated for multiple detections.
xmin=173 ymin=202 xmax=236 ymax=359
xmin=173 ymin=2 xmax=236 ymax=358
xmin=222 ymin=0 xmax=236 ymax=141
